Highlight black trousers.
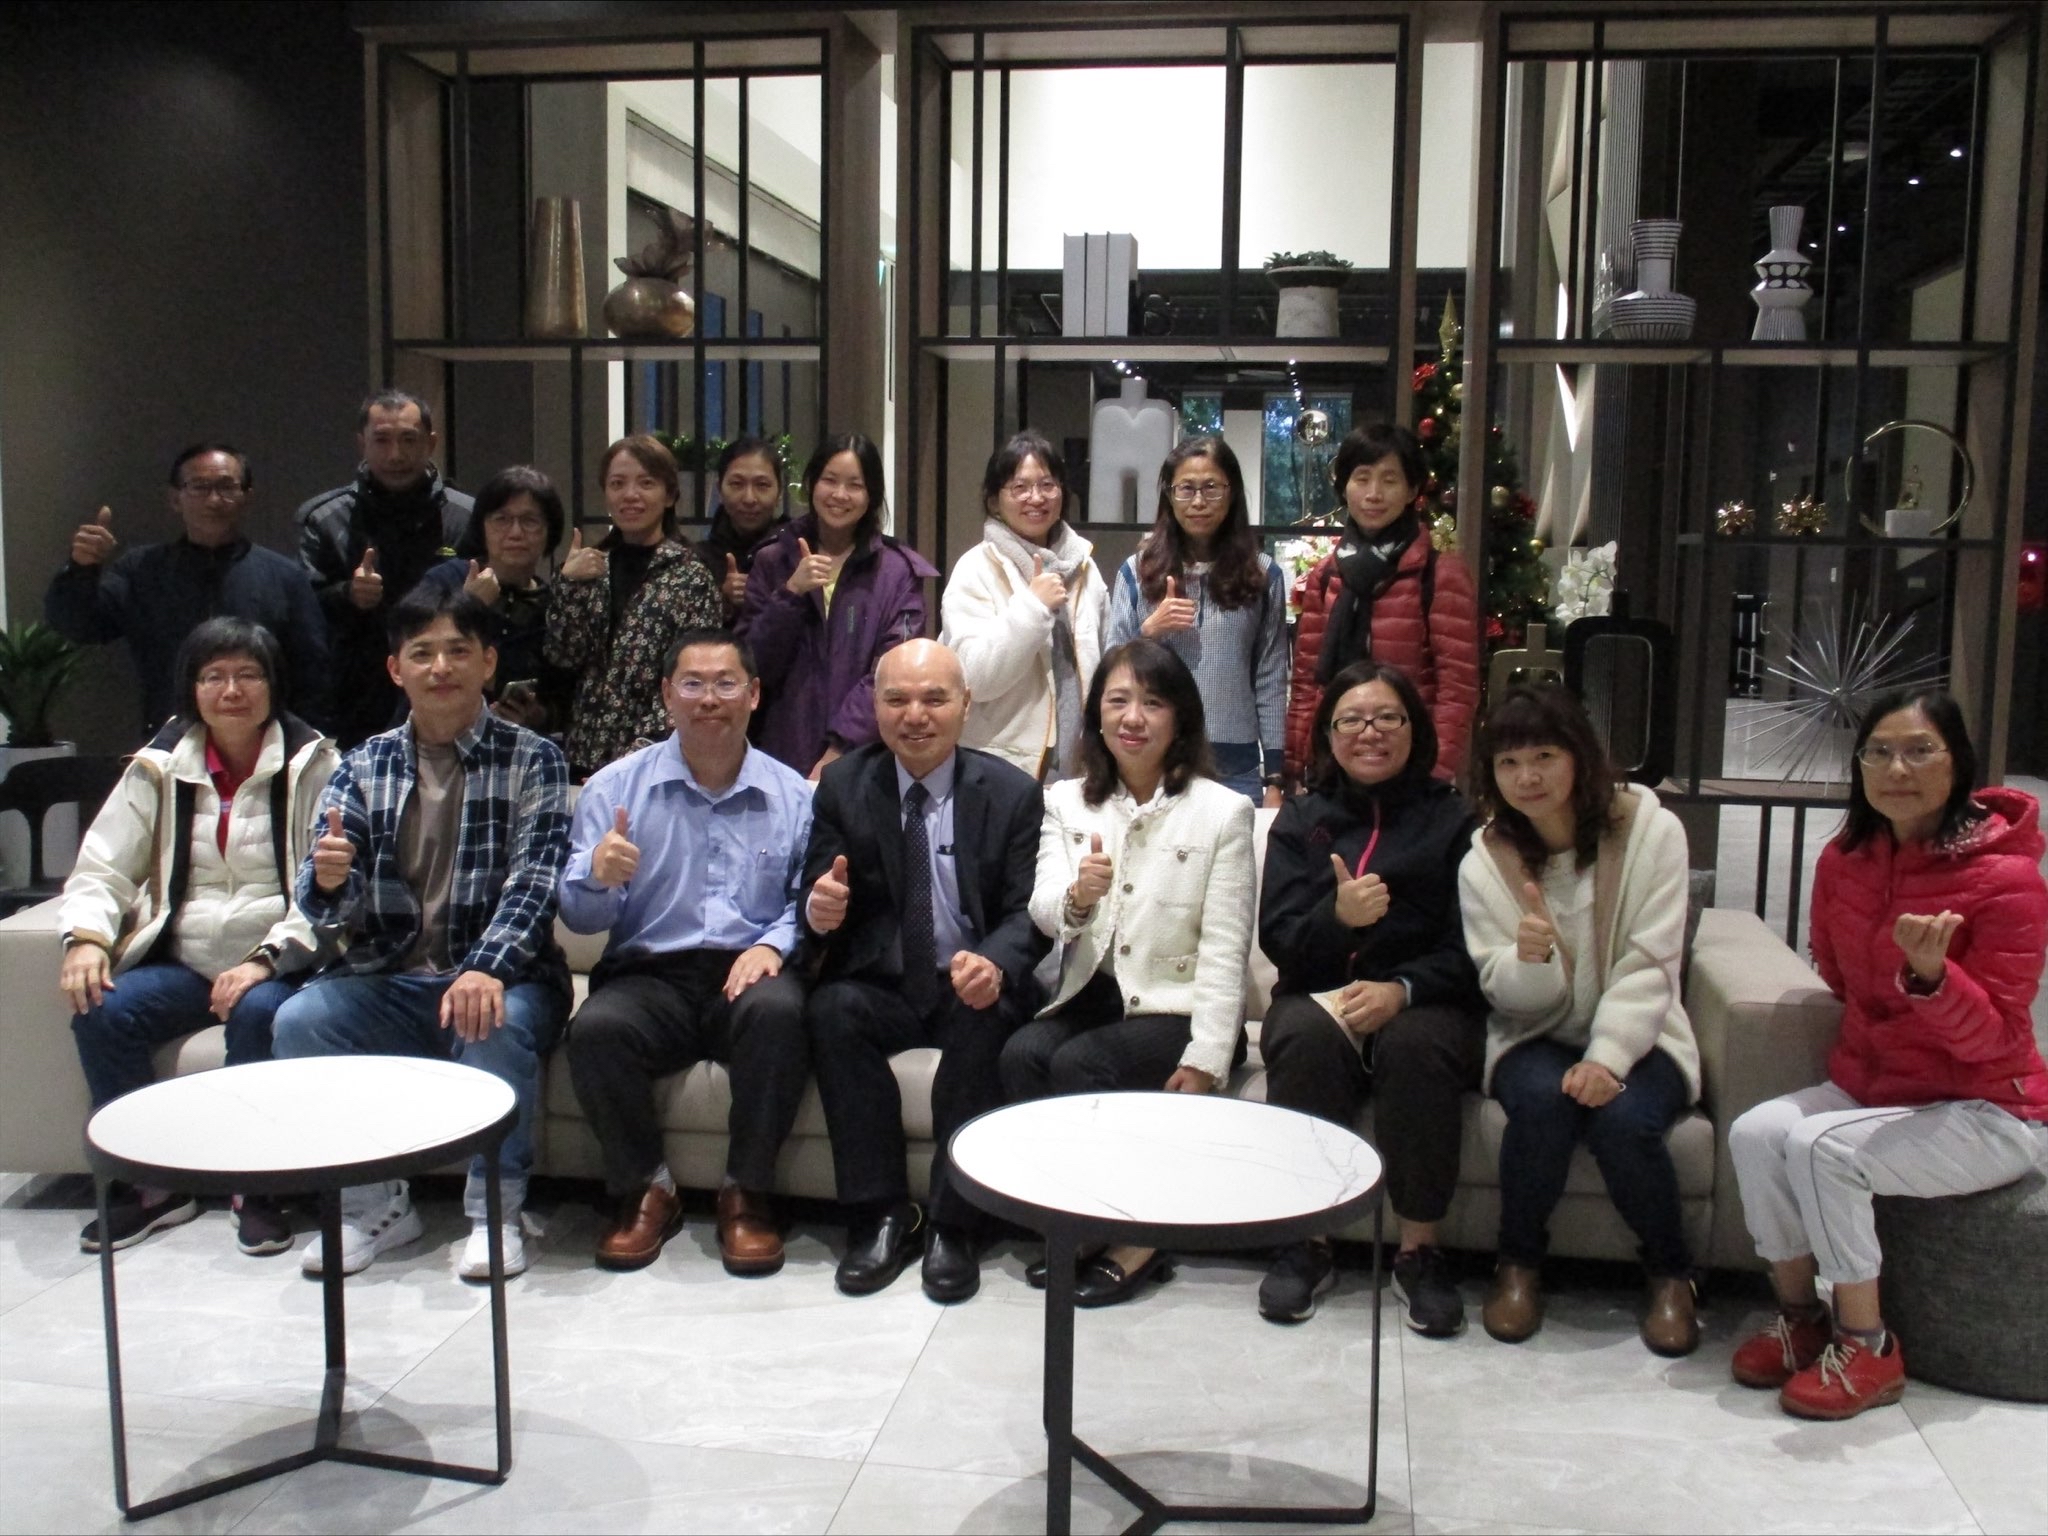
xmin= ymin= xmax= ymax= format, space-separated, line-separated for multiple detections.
xmin=807 ymin=973 xmax=1030 ymax=1231
xmin=1260 ymin=994 xmax=1484 ymax=1225
xmin=565 ymin=951 xmax=810 ymax=1197
xmin=1000 ymin=970 xmax=1206 ymax=1100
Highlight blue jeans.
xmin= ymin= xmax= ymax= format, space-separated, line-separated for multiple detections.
xmin=1211 ymin=742 xmax=1267 ymax=804
xmin=71 ymin=962 xmax=294 ymax=1109
xmin=1492 ymin=1036 xmax=1692 ymax=1276
xmin=270 ymin=972 xmax=567 ymax=1219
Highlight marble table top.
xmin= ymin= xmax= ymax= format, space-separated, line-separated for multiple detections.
xmin=949 ymin=1093 xmax=1382 ymax=1231
xmin=86 ymin=1057 xmax=516 ymax=1182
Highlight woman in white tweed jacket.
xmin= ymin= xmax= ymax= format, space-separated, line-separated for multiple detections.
xmin=1005 ymin=638 xmax=1256 ymax=1306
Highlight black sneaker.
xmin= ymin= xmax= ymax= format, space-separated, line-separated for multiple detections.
xmin=232 ymin=1194 xmax=294 ymax=1256
xmin=1390 ymin=1244 xmax=1465 ymax=1337
xmin=79 ymin=1189 xmax=200 ymax=1254
xmin=1258 ymin=1240 xmax=1337 ymax=1324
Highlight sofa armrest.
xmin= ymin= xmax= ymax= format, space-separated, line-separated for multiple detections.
xmin=0 ymin=897 xmax=95 ymax=1174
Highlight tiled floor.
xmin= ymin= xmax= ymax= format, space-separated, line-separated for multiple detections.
xmin=1 ymin=1175 xmax=2041 ymax=1534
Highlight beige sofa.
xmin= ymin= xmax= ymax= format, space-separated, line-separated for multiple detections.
xmin=0 ymin=810 xmax=1840 ymax=1270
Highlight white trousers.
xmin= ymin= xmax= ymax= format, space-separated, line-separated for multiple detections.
xmin=1728 ymin=1082 xmax=2045 ymax=1285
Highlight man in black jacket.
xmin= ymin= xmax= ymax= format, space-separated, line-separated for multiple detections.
xmin=45 ymin=443 xmax=329 ymax=735
xmin=801 ymin=639 xmax=1049 ymax=1303
xmin=295 ymin=390 xmax=472 ymax=746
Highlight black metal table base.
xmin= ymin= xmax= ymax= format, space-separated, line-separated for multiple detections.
xmin=99 ymin=1163 xmax=514 ymax=1522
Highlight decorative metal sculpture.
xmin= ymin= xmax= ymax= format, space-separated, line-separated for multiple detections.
xmin=1856 ymin=419 xmax=1973 ymax=538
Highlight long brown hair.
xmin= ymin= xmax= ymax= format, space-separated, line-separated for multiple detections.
xmin=1135 ymin=436 xmax=1265 ymax=610
xmin=1470 ymin=684 xmax=1621 ymax=877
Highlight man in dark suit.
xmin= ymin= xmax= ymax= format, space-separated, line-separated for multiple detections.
xmin=801 ymin=639 xmax=1049 ymax=1302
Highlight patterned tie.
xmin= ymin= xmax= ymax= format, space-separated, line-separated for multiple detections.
xmin=900 ymin=781 xmax=939 ymax=1013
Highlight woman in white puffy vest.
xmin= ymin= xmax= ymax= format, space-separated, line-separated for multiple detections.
xmin=1005 ymin=637 xmax=1255 ymax=1306
xmin=59 ymin=618 xmax=338 ymax=1258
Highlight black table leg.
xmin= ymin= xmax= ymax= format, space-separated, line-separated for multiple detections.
xmin=97 ymin=1177 xmax=133 ymax=1515
xmin=317 ymin=1188 xmax=347 ymax=1451
xmin=1043 ymin=1220 xmax=1076 ymax=1536
xmin=485 ymin=1145 xmax=513 ymax=1476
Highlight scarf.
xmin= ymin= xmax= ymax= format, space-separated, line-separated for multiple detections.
xmin=1317 ymin=511 xmax=1419 ymax=686
xmin=983 ymin=517 xmax=1089 ymax=776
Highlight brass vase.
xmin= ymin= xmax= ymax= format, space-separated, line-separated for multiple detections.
xmin=524 ymin=197 xmax=587 ymax=339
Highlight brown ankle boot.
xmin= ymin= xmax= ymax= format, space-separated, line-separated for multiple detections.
xmin=1642 ymin=1275 xmax=1700 ymax=1357
xmin=1482 ymin=1262 xmax=1544 ymax=1343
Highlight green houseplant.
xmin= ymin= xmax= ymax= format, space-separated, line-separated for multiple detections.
xmin=0 ymin=622 xmax=84 ymax=749
xmin=1264 ymin=250 xmax=1355 ymax=339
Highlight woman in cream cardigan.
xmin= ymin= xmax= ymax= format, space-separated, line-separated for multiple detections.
xmin=1458 ymin=683 xmax=1702 ymax=1356
xmin=1005 ymin=637 xmax=1255 ymax=1306
xmin=940 ymin=431 xmax=1108 ymax=779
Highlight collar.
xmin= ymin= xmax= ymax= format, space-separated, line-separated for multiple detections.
xmin=175 ymin=720 xmax=283 ymax=784
xmin=657 ymin=737 xmax=767 ymax=804
xmin=175 ymin=534 xmax=252 ymax=560
xmin=895 ymin=751 xmax=959 ymax=805
xmin=408 ymin=701 xmax=492 ymax=764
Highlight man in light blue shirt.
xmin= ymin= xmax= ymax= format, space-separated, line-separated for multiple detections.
xmin=562 ymin=628 xmax=812 ymax=1276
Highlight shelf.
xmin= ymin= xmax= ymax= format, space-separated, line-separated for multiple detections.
xmin=1490 ymin=341 xmax=2006 ymax=368
xmin=1657 ymin=777 xmax=1851 ymax=808
xmin=394 ymin=338 xmax=823 ymax=364
xmin=1071 ymin=521 xmax=1347 ymax=537
xmin=1675 ymin=533 xmax=1998 ymax=551
xmin=918 ymin=337 xmax=1390 ymax=365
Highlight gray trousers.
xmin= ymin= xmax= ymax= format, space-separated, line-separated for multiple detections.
xmin=1729 ymin=1082 xmax=2045 ymax=1285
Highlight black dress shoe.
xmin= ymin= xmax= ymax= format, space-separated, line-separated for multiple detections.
xmin=836 ymin=1203 xmax=923 ymax=1296
xmin=921 ymin=1223 xmax=980 ymax=1302
xmin=1025 ymin=1248 xmax=1098 ymax=1290
xmin=1074 ymin=1250 xmax=1175 ymax=1308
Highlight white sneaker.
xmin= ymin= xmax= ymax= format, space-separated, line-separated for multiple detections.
xmin=458 ymin=1220 xmax=527 ymax=1281
xmin=301 ymin=1181 xmax=424 ymax=1277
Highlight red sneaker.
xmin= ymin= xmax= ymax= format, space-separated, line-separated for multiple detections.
xmin=1779 ymin=1336 xmax=1906 ymax=1420
xmin=1731 ymin=1310 xmax=1831 ymax=1388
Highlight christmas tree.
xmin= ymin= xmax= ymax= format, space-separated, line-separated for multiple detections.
xmin=1409 ymin=295 xmax=1552 ymax=651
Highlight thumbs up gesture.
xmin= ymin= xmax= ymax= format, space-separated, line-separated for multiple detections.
xmin=808 ymin=854 xmax=852 ymax=933
xmin=312 ymin=806 xmax=356 ymax=893
xmin=1516 ymin=880 xmax=1560 ymax=964
xmin=1028 ymin=552 xmax=1068 ymax=611
xmin=463 ymin=559 xmax=501 ymax=606
xmin=786 ymin=537 xmax=834 ymax=596
xmin=560 ymin=526 xmax=607 ymax=582
xmin=1143 ymin=574 xmax=1198 ymax=637
xmin=720 ymin=552 xmax=748 ymax=610
xmin=1071 ymin=831 xmax=1114 ymax=911
xmin=348 ymin=546 xmax=384 ymax=610
xmin=1330 ymin=853 xmax=1391 ymax=928
xmin=70 ymin=505 xmax=118 ymax=568
xmin=591 ymin=806 xmax=640 ymax=888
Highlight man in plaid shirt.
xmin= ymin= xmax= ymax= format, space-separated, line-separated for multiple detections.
xmin=272 ymin=586 xmax=572 ymax=1280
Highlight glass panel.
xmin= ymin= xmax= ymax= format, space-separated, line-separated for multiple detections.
xmin=1240 ymin=63 xmax=1396 ymax=271
xmin=1863 ymin=54 xmax=1977 ymax=345
xmin=1260 ymin=392 xmax=1353 ymax=526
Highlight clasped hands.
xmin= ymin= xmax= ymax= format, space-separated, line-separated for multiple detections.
xmin=805 ymin=855 xmax=1002 ymax=1010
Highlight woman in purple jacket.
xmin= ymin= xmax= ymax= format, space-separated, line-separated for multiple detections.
xmin=738 ymin=432 xmax=937 ymax=778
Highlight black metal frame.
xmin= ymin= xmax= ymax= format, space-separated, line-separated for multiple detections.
xmin=88 ymin=1096 xmax=519 ymax=1522
xmin=948 ymin=1102 xmax=1386 ymax=1536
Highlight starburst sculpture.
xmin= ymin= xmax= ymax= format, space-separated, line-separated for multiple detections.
xmin=1737 ymin=596 xmax=1948 ymax=782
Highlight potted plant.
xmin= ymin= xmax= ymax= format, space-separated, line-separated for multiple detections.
xmin=1264 ymin=250 xmax=1355 ymax=338
xmin=0 ymin=622 xmax=84 ymax=887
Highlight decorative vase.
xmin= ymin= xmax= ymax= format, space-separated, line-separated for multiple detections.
xmin=1267 ymin=266 xmax=1350 ymax=338
xmin=1607 ymin=219 xmax=1696 ymax=341
xmin=602 ymin=278 xmax=696 ymax=341
xmin=1751 ymin=205 xmax=1813 ymax=342
xmin=524 ymin=198 xmax=586 ymax=340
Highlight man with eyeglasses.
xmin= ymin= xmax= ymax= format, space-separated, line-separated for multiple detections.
xmin=559 ymin=628 xmax=814 ymax=1274
xmin=46 ymin=443 xmax=330 ymax=736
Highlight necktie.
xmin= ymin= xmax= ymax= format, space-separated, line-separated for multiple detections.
xmin=900 ymin=781 xmax=938 ymax=1013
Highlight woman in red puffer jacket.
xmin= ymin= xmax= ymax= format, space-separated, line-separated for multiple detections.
xmin=1284 ymin=423 xmax=1479 ymax=784
xmin=1727 ymin=689 xmax=2047 ymax=1423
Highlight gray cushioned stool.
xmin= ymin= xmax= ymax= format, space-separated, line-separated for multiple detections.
xmin=1873 ymin=1163 xmax=2048 ymax=1402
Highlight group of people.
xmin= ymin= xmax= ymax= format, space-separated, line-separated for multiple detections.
xmin=49 ymin=394 xmax=2048 ymax=1428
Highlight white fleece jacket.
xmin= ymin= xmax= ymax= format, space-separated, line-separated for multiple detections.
xmin=1457 ymin=782 xmax=1701 ymax=1100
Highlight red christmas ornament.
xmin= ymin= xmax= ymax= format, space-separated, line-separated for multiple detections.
xmin=1417 ymin=417 xmax=1438 ymax=441
xmin=1411 ymin=362 xmax=1438 ymax=392
xmin=1486 ymin=615 xmax=1506 ymax=641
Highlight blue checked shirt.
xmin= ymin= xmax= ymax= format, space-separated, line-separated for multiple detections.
xmin=296 ymin=706 xmax=571 ymax=987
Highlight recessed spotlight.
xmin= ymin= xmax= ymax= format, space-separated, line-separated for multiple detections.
xmin=1949 ymin=146 xmax=1965 ymax=159
xmin=1906 ymin=174 xmax=1922 ymax=186
xmin=1837 ymin=223 xmax=1849 ymax=233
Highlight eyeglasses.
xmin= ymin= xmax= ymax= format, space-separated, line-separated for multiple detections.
xmin=178 ymin=478 xmax=245 ymax=499
xmin=1332 ymin=710 xmax=1409 ymax=737
xmin=483 ymin=511 xmax=547 ymax=532
xmin=1169 ymin=482 xmax=1229 ymax=506
xmin=672 ymin=677 xmax=748 ymax=700
xmin=1855 ymin=742 xmax=1949 ymax=770
xmin=197 ymin=668 xmax=267 ymax=692
xmin=1004 ymin=480 xmax=1061 ymax=502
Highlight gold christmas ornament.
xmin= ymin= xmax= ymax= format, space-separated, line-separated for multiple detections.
xmin=1450 ymin=382 xmax=1464 ymax=401
xmin=1528 ymin=536 xmax=1546 ymax=556
xmin=1490 ymin=484 xmax=1510 ymax=509
xmin=1715 ymin=499 xmax=1756 ymax=536
xmin=1776 ymin=494 xmax=1827 ymax=536
xmin=1438 ymin=291 xmax=1462 ymax=355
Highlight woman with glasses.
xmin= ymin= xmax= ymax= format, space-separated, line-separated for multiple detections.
xmin=1105 ymin=436 xmax=1287 ymax=805
xmin=940 ymin=431 xmax=1108 ymax=779
xmin=1009 ymin=639 xmax=1255 ymax=1306
xmin=59 ymin=618 xmax=338 ymax=1258
xmin=1285 ymin=424 xmax=1479 ymax=785
xmin=1725 ymin=689 xmax=2046 ymax=1421
xmin=1254 ymin=661 xmax=1486 ymax=1331
xmin=697 ymin=436 xmax=791 ymax=623
xmin=547 ymin=435 xmax=724 ymax=779
xmin=1458 ymin=684 xmax=1701 ymax=1356
xmin=739 ymin=432 xmax=937 ymax=778
xmin=421 ymin=465 xmax=576 ymax=736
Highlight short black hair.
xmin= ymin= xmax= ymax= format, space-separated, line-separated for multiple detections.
xmin=1308 ymin=659 xmax=1439 ymax=800
xmin=662 ymin=627 xmax=757 ymax=681
xmin=1331 ymin=422 xmax=1425 ymax=501
xmin=716 ymin=435 xmax=784 ymax=479
xmin=801 ymin=431 xmax=888 ymax=547
xmin=461 ymin=465 xmax=565 ymax=562
xmin=174 ymin=618 xmax=284 ymax=726
xmin=386 ymin=584 xmax=494 ymax=653
xmin=1838 ymin=688 xmax=1987 ymax=852
xmin=1076 ymin=639 xmax=1214 ymax=807
xmin=168 ymin=443 xmax=252 ymax=491
xmin=358 ymin=389 xmax=434 ymax=435
xmin=981 ymin=430 xmax=1071 ymax=511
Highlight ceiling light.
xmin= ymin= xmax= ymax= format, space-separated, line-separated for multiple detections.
xmin=1949 ymin=146 xmax=1965 ymax=159
xmin=1837 ymin=223 xmax=1849 ymax=233
xmin=1906 ymin=173 xmax=1922 ymax=186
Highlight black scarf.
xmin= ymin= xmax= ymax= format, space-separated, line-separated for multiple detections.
xmin=1317 ymin=511 xmax=1418 ymax=686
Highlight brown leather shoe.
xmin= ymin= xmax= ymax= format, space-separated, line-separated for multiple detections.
xmin=1482 ymin=1262 xmax=1544 ymax=1343
xmin=1642 ymin=1275 xmax=1700 ymax=1357
xmin=595 ymin=1184 xmax=684 ymax=1271
xmin=717 ymin=1184 xmax=785 ymax=1276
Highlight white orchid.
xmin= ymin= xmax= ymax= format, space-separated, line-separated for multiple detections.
xmin=1272 ymin=533 xmax=1339 ymax=620
xmin=1551 ymin=540 xmax=1618 ymax=627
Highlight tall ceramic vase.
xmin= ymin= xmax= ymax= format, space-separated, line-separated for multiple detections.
xmin=1751 ymin=205 xmax=1813 ymax=341
xmin=1607 ymin=219 xmax=1696 ymax=340
xmin=525 ymin=197 xmax=587 ymax=339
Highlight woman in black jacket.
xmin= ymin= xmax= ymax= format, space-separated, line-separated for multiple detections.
xmin=1255 ymin=660 xmax=1484 ymax=1333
